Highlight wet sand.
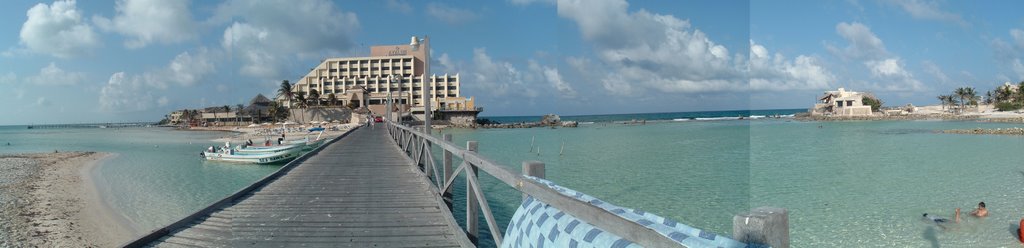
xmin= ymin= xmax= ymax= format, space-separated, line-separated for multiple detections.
xmin=0 ymin=152 xmax=135 ymax=247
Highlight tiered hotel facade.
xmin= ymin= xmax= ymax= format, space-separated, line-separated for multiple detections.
xmin=286 ymin=37 xmax=476 ymax=117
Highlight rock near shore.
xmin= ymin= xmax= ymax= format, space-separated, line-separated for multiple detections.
xmin=941 ymin=127 xmax=1024 ymax=136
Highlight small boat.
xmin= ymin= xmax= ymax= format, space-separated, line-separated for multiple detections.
xmin=234 ymin=142 xmax=304 ymax=154
xmin=203 ymin=145 xmax=302 ymax=164
xmin=285 ymin=130 xmax=326 ymax=150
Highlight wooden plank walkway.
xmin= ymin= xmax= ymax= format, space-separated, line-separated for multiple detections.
xmin=143 ymin=126 xmax=473 ymax=247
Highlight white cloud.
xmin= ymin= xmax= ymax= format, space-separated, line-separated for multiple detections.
xmin=19 ymin=0 xmax=100 ymax=58
xmin=990 ymin=30 xmax=1024 ymax=80
xmin=557 ymin=0 xmax=747 ymax=96
xmin=99 ymin=72 xmax=156 ymax=112
xmin=36 ymin=97 xmax=51 ymax=107
xmin=0 ymin=72 xmax=17 ymax=85
xmin=1011 ymin=29 xmax=1024 ymax=50
xmin=827 ymin=22 xmax=888 ymax=60
xmin=93 ymin=0 xmax=197 ymax=49
xmin=437 ymin=53 xmax=458 ymax=73
xmin=508 ymin=0 xmax=555 ymax=5
xmin=1012 ymin=59 xmax=1024 ymax=80
xmin=528 ymin=60 xmax=577 ymax=98
xmin=887 ymin=0 xmax=966 ymax=26
xmin=469 ymin=48 xmax=538 ymax=98
xmin=26 ymin=62 xmax=86 ymax=85
xmin=166 ymin=48 xmax=215 ymax=87
xmin=385 ymin=0 xmax=412 ymax=13
xmin=864 ymin=58 xmax=926 ymax=91
xmin=426 ymin=3 xmax=478 ymax=25
xmin=214 ymin=0 xmax=359 ymax=79
xmin=922 ymin=60 xmax=951 ymax=86
xmin=749 ymin=41 xmax=834 ymax=91
xmin=157 ymin=96 xmax=169 ymax=107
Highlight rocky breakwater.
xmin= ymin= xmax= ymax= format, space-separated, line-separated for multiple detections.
xmin=480 ymin=114 xmax=578 ymax=129
xmin=941 ymin=127 xmax=1024 ymax=136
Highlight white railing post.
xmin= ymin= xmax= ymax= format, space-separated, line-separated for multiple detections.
xmin=465 ymin=140 xmax=479 ymax=244
xmin=733 ymin=207 xmax=789 ymax=248
xmin=443 ymin=134 xmax=454 ymax=208
xmin=521 ymin=161 xmax=545 ymax=201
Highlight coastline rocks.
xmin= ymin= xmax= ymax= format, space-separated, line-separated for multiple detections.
xmin=942 ymin=127 xmax=1024 ymax=136
xmin=540 ymin=114 xmax=561 ymax=125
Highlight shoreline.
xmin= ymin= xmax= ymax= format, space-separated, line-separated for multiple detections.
xmin=0 ymin=151 xmax=135 ymax=247
xmin=80 ymin=153 xmax=138 ymax=246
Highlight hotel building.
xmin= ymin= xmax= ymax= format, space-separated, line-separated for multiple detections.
xmin=285 ymin=36 xmax=477 ymax=120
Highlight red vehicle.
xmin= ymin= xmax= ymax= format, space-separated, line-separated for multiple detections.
xmin=374 ymin=116 xmax=383 ymax=123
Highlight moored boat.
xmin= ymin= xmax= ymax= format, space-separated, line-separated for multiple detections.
xmin=203 ymin=145 xmax=303 ymax=164
xmin=233 ymin=142 xmax=304 ymax=154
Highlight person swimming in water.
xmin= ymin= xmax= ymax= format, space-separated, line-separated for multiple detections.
xmin=923 ymin=208 xmax=961 ymax=230
xmin=970 ymin=202 xmax=988 ymax=217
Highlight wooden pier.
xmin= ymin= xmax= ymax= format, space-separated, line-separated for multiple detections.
xmin=126 ymin=121 xmax=788 ymax=248
xmin=127 ymin=126 xmax=471 ymax=247
xmin=26 ymin=122 xmax=153 ymax=129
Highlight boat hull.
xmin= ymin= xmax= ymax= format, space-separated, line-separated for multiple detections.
xmin=204 ymin=146 xmax=302 ymax=164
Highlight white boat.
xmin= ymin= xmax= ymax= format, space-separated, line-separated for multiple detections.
xmin=234 ymin=142 xmax=304 ymax=154
xmin=286 ymin=137 xmax=325 ymax=151
xmin=203 ymin=145 xmax=303 ymax=164
xmin=285 ymin=130 xmax=326 ymax=151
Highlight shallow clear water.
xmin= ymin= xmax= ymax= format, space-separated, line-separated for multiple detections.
xmin=0 ymin=127 xmax=278 ymax=234
xmin=437 ymin=119 xmax=1024 ymax=247
xmin=2 ymin=118 xmax=1023 ymax=247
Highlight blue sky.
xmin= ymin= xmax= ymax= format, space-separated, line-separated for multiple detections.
xmin=0 ymin=0 xmax=1022 ymax=125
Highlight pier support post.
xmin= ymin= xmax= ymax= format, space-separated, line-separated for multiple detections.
xmin=465 ymin=141 xmax=479 ymax=244
xmin=733 ymin=207 xmax=789 ymax=248
xmin=442 ymin=134 xmax=453 ymax=208
xmin=521 ymin=161 xmax=545 ymax=201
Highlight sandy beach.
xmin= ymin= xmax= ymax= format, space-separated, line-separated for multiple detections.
xmin=190 ymin=123 xmax=360 ymax=143
xmin=0 ymin=152 xmax=135 ymax=247
xmin=800 ymin=104 xmax=1024 ymax=122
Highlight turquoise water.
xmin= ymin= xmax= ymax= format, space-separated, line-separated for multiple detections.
xmin=0 ymin=127 xmax=279 ymax=234
xmin=435 ymin=119 xmax=1024 ymax=247
xmin=3 ymin=114 xmax=1023 ymax=247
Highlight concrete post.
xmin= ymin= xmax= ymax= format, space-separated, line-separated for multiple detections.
xmin=465 ymin=140 xmax=479 ymax=244
xmin=733 ymin=207 xmax=789 ymax=248
xmin=442 ymin=134 xmax=454 ymax=208
xmin=521 ymin=161 xmax=545 ymax=201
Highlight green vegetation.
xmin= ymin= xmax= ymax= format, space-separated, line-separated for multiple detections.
xmin=862 ymin=96 xmax=883 ymax=112
xmin=974 ymin=81 xmax=1024 ymax=112
xmin=937 ymin=94 xmax=958 ymax=110
xmin=995 ymin=102 xmax=1023 ymax=111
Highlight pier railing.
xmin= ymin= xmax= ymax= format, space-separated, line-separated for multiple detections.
xmin=386 ymin=121 xmax=692 ymax=247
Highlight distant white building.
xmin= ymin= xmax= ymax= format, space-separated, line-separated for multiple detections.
xmin=811 ymin=88 xmax=873 ymax=116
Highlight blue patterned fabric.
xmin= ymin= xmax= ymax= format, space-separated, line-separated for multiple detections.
xmin=501 ymin=177 xmax=748 ymax=248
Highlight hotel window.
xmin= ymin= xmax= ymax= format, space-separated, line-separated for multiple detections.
xmin=837 ymin=101 xmax=844 ymax=107
xmin=847 ymin=100 xmax=854 ymax=106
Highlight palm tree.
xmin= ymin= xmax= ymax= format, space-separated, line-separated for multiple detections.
xmin=294 ymin=91 xmax=307 ymax=123
xmin=965 ymin=87 xmax=978 ymax=108
xmin=984 ymin=91 xmax=994 ymax=105
xmin=308 ymin=89 xmax=320 ymax=107
xmin=278 ymin=80 xmax=293 ymax=108
xmin=995 ymin=86 xmax=1012 ymax=103
xmin=222 ymin=105 xmax=230 ymax=125
xmin=235 ymin=104 xmax=245 ymax=124
xmin=268 ymin=102 xmax=280 ymax=122
xmin=1017 ymin=81 xmax=1024 ymax=104
xmin=326 ymin=93 xmax=337 ymax=107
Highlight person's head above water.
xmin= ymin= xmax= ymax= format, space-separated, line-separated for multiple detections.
xmin=978 ymin=202 xmax=986 ymax=208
